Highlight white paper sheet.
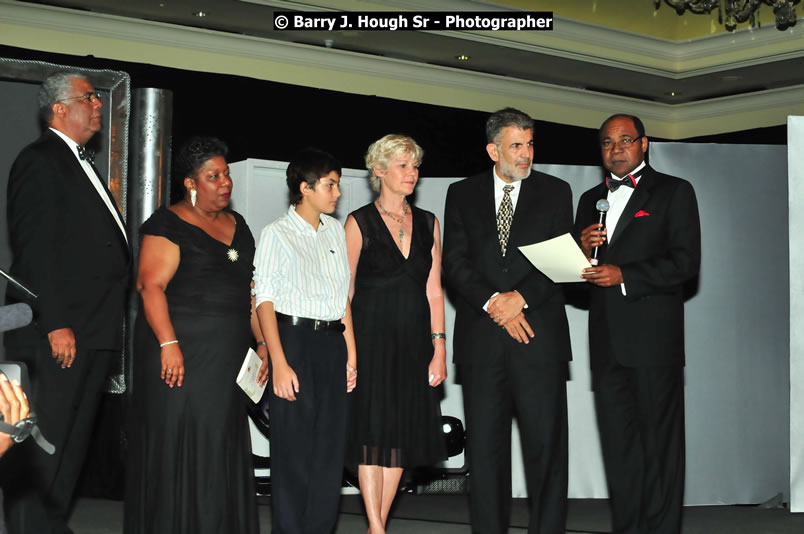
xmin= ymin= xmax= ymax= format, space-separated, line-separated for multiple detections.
xmin=236 ymin=347 xmax=266 ymax=403
xmin=518 ymin=233 xmax=591 ymax=283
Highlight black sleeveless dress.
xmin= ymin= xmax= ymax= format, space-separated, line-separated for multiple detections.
xmin=125 ymin=207 xmax=259 ymax=534
xmin=346 ymin=203 xmax=447 ymax=468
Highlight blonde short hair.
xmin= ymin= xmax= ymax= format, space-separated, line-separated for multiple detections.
xmin=364 ymin=134 xmax=424 ymax=193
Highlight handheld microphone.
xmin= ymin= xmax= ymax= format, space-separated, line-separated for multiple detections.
xmin=591 ymin=198 xmax=610 ymax=266
xmin=0 ymin=303 xmax=33 ymax=333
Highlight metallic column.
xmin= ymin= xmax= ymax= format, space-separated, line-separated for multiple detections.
xmin=125 ymin=88 xmax=173 ymax=393
xmin=128 ymin=88 xmax=173 ymax=250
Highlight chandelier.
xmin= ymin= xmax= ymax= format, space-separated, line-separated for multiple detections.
xmin=654 ymin=0 xmax=801 ymax=31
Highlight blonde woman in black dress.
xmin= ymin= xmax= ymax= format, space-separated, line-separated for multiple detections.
xmin=345 ymin=134 xmax=447 ymax=533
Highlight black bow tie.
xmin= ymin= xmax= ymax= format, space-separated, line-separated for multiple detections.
xmin=76 ymin=145 xmax=95 ymax=164
xmin=606 ymin=173 xmax=638 ymax=192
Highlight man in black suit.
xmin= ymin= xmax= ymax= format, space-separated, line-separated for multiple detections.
xmin=574 ymin=114 xmax=700 ymax=534
xmin=443 ymin=108 xmax=573 ymax=533
xmin=1 ymin=72 xmax=130 ymax=533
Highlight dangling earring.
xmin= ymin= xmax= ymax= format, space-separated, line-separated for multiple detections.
xmin=190 ymin=188 xmax=197 ymax=207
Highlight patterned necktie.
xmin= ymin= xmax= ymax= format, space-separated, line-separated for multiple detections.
xmin=497 ymin=185 xmax=514 ymax=256
xmin=76 ymin=145 xmax=95 ymax=164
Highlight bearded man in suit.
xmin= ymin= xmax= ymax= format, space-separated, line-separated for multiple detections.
xmin=575 ymin=114 xmax=700 ymax=534
xmin=443 ymin=107 xmax=573 ymax=533
xmin=1 ymin=72 xmax=130 ymax=534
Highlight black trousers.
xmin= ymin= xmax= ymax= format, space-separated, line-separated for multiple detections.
xmin=460 ymin=357 xmax=568 ymax=534
xmin=593 ymin=360 xmax=685 ymax=534
xmin=0 ymin=342 xmax=114 ymax=534
xmin=268 ymin=323 xmax=347 ymax=534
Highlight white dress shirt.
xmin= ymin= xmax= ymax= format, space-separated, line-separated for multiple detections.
xmin=605 ymin=161 xmax=646 ymax=241
xmin=253 ymin=206 xmax=350 ymax=321
xmin=605 ymin=161 xmax=646 ymax=295
xmin=50 ymin=128 xmax=128 ymax=242
xmin=493 ymin=165 xmax=528 ymax=213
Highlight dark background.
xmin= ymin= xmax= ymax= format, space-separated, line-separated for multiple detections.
xmin=0 ymin=43 xmax=787 ymax=181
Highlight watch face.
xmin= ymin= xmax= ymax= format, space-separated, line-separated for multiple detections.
xmin=12 ymin=418 xmax=35 ymax=443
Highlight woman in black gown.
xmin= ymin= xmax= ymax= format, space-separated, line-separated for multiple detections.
xmin=125 ymin=137 xmax=267 ymax=534
xmin=345 ymin=134 xmax=447 ymax=533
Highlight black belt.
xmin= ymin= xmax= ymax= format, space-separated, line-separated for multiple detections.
xmin=275 ymin=312 xmax=345 ymax=333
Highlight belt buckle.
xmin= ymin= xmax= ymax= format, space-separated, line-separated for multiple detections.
xmin=313 ymin=319 xmax=324 ymax=331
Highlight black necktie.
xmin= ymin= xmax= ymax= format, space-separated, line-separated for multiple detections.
xmin=77 ymin=145 xmax=95 ymax=164
xmin=606 ymin=174 xmax=637 ymax=192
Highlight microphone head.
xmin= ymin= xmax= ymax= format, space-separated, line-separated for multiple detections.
xmin=0 ymin=303 xmax=33 ymax=333
xmin=595 ymin=198 xmax=610 ymax=213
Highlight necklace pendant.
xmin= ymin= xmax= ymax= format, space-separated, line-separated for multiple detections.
xmin=377 ymin=198 xmax=409 ymax=244
xmin=227 ymin=248 xmax=239 ymax=262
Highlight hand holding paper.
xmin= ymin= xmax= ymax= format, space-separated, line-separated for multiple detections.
xmin=518 ymin=233 xmax=591 ymax=283
xmin=236 ymin=347 xmax=267 ymax=403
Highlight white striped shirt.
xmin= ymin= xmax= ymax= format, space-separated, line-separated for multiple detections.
xmin=253 ymin=206 xmax=350 ymax=321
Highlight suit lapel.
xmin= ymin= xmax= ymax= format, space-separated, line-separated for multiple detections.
xmin=509 ymin=175 xmax=537 ymax=244
xmin=480 ymin=170 xmax=502 ymax=254
xmin=49 ymin=132 xmax=130 ymax=258
xmin=88 ymin=160 xmax=129 ymax=249
xmin=609 ymin=166 xmax=654 ymax=248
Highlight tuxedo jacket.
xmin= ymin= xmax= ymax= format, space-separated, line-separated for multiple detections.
xmin=573 ymin=165 xmax=700 ymax=369
xmin=443 ymin=169 xmax=573 ymax=367
xmin=5 ymin=129 xmax=130 ymax=350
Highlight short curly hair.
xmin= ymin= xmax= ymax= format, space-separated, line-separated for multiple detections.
xmin=174 ymin=136 xmax=229 ymax=183
xmin=39 ymin=72 xmax=86 ymax=124
xmin=364 ymin=134 xmax=424 ymax=193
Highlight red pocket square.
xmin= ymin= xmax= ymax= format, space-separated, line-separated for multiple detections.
xmin=634 ymin=210 xmax=650 ymax=217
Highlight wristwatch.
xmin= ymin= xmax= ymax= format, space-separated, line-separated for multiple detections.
xmin=0 ymin=415 xmax=37 ymax=443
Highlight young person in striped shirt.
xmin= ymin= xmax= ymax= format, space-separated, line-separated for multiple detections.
xmin=253 ymin=147 xmax=357 ymax=534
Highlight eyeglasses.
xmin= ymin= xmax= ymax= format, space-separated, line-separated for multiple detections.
xmin=601 ymin=136 xmax=643 ymax=150
xmin=61 ymin=92 xmax=102 ymax=104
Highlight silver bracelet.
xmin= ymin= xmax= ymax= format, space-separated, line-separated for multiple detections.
xmin=257 ymin=341 xmax=267 ymax=346
xmin=431 ymin=332 xmax=446 ymax=340
xmin=159 ymin=340 xmax=179 ymax=348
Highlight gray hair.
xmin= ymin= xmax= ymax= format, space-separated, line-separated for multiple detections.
xmin=485 ymin=107 xmax=534 ymax=145
xmin=38 ymin=72 xmax=87 ymax=123
xmin=364 ymin=134 xmax=424 ymax=193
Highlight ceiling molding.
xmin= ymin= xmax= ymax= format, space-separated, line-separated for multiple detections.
xmin=240 ymin=0 xmax=804 ymax=76
xmin=1 ymin=1 xmax=801 ymax=138
xmin=424 ymin=17 xmax=804 ymax=78
xmin=672 ymin=84 xmax=804 ymax=121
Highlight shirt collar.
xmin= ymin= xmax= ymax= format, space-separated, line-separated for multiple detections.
xmin=492 ymin=165 xmax=527 ymax=191
xmin=287 ymin=205 xmax=327 ymax=235
xmin=610 ymin=161 xmax=647 ymax=182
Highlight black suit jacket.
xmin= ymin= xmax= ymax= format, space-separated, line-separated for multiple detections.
xmin=573 ymin=165 xmax=700 ymax=369
xmin=5 ymin=129 xmax=130 ymax=350
xmin=443 ymin=169 xmax=573 ymax=367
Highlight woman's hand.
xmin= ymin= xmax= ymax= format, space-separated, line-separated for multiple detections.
xmin=160 ymin=344 xmax=185 ymax=388
xmin=273 ymin=362 xmax=299 ymax=401
xmin=428 ymin=346 xmax=447 ymax=387
xmin=346 ymin=363 xmax=357 ymax=393
xmin=0 ymin=373 xmax=30 ymax=457
xmin=256 ymin=344 xmax=269 ymax=387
